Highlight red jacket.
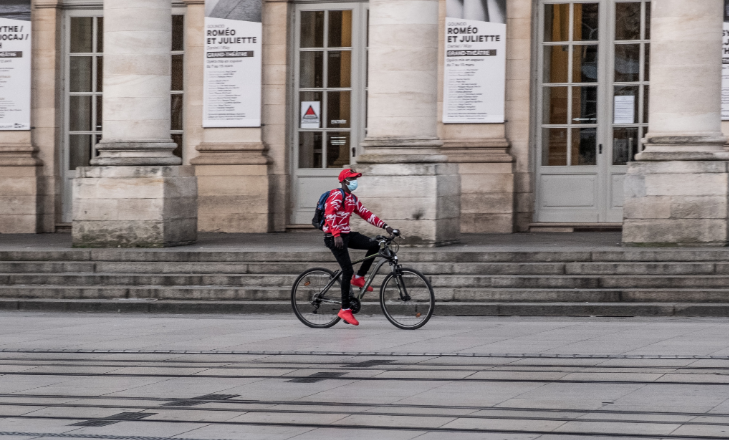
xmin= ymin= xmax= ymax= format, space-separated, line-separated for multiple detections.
xmin=323 ymin=190 xmax=385 ymax=237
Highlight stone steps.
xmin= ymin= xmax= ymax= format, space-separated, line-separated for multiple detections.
xmin=3 ymin=286 xmax=729 ymax=303
xmin=3 ymin=261 xmax=729 ymax=275
xmin=0 ymin=298 xmax=726 ymax=317
xmin=4 ymin=249 xmax=729 ymax=262
xmin=2 ymin=272 xmax=729 ymax=289
xmin=2 ymin=249 xmax=729 ymax=316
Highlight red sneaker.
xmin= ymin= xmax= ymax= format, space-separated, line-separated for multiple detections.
xmin=338 ymin=309 xmax=359 ymax=326
xmin=351 ymin=275 xmax=373 ymax=292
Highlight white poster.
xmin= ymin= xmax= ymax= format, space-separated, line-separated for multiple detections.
xmin=723 ymin=0 xmax=729 ymax=120
xmin=443 ymin=0 xmax=507 ymax=124
xmin=0 ymin=0 xmax=31 ymax=131
xmin=203 ymin=0 xmax=262 ymax=127
xmin=614 ymin=96 xmax=635 ymax=124
xmin=300 ymin=101 xmax=320 ymax=129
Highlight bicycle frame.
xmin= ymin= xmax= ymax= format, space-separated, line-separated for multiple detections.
xmin=312 ymin=241 xmax=402 ymax=306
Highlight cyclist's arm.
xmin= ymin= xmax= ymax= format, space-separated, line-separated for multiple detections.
xmin=324 ymin=191 xmax=344 ymax=237
xmin=354 ymin=200 xmax=387 ymax=229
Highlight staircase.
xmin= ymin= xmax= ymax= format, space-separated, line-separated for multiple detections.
xmin=1 ymin=246 xmax=729 ymax=316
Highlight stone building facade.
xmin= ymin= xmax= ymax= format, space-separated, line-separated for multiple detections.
xmin=0 ymin=0 xmax=727 ymax=246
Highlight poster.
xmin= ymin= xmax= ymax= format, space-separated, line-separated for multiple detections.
xmin=723 ymin=0 xmax=729 ymax=120
xmin=614 ymin=96 xmax=635 ymax=124
xmin=203 ymin=0 xmax=262 ymax=127
xmin=0 ymin=0 xmax=31 ymax=131
xmin=443 ymin=0 xmax=506 ymax=124
xmin=300 ymin=101 xmax=320 ymax=129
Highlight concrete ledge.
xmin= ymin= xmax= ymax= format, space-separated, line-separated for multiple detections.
xmin=0 ymin=299 xmax=727 ymax=317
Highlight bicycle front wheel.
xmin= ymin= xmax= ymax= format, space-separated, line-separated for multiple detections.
xmin=291 ymin=268 xmax=341 ymax=328
xmin=380 ymin=267 xmax=434 ymax=330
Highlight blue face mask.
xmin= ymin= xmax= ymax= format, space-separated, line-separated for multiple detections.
xmin=346 ymin=180 xmax=358 ymax=192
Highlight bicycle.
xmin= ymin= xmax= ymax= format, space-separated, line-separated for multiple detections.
xmin=291 ymin=231 xmax=435 ymax=330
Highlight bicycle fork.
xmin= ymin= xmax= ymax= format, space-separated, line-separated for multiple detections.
xmin=391 ymin=264 xmax=411 ymax=302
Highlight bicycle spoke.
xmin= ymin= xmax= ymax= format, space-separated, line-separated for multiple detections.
xmin=380 ymin=268 xmax=434 ymax=330
xmin=292 ymin=268 xmax=341 ymax=328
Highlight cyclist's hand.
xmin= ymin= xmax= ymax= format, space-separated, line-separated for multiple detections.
xmin=334 ymin=236 xmax=344 ymax=249
xmin=385 ymin=226 xmax=394 ymax=236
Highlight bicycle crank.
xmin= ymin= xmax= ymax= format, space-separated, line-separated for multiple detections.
xmin=349 ymin=297 xmax=361 ymax=314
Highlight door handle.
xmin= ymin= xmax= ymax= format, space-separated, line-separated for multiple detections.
xmin=599 ymin=144 xmax=603 ymax=154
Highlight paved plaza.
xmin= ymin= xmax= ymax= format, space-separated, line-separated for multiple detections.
xmin=0 ymin=313 xmax=724 ymax=439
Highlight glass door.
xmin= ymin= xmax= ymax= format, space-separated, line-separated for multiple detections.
xmin=290 ymin=3 xmax=368 ymax=225
xmin=535 ymin=0 xmax=650 ymax=223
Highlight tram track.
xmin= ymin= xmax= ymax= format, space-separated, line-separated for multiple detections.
xmin=0 ymin=318 xmax=726 ymax=440
xmin=1 ymin=357 xmax=729 ymax=372
xmin=1 ymin=348 xmax=729 ymax=360
xmin=0 ymin=354 xmax=727 ymax=438
xmin=0 ymin=411 xmax=725 ymax=439
xmin=1 ymin=369 xmax=729 ymax=386
xmin=3 ymin=396 xmax=729 ymax=427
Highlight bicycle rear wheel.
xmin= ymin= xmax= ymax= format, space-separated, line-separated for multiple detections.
xmin=291 ymin=268 xmax=341 ymax=328
xmin=380 ymin=267 xmax=434 ymax=330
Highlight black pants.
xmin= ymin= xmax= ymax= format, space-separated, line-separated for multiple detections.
xmin=324 ymin=232 xmax=380 ymax=309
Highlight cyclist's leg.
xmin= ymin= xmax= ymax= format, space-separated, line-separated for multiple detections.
xmin=324 ymin=233 xmax=354 ymax=309
xmin=347 ymin=232 xmax=381 ymax=277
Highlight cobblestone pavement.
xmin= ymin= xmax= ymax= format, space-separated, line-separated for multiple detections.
xmin=0 ymin=313 xmax=726 ymax=439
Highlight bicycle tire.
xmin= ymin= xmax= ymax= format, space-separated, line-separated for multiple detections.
xmin=379 ymin=267 xmax=434 ymax=330
xmin=291 ymin=267 xmax=342 ymax=328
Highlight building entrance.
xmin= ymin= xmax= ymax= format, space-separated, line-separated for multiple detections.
xmin=290 ymin=3 xmax=368 ymax=225
xmin=535 ymin=1 xmax=650 ymax=223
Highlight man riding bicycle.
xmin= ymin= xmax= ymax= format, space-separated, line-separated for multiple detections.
xmin=323 ymin=169 xmax=395 ymax=326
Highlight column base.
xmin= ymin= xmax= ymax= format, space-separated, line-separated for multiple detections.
xmin=622 ymin=161 xmax=729 ymax=247
xmin=72 ymin=166 xmax=198 ymax=248
xmin=354 ymin=138 xmax=460 ymax=247
xmin=91 ymin=141 xmax=182 ymax=166
xmin=191 ymin=142 xmax=271 ymax=233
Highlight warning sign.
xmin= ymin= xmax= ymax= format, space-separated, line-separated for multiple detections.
xmin=300 ymin=101 xmax=321 ymax=129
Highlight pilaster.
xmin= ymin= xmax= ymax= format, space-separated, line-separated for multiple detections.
xmin=191 ymin=142 xmax=271 ymax=232
xmin=0 ymin=141 xmax=42 ymax=233
xmin=442 ymin=138 xmax=515 ymax=233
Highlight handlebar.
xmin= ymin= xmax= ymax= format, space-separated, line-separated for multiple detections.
xmin=375 ymin=229 xmax=401 ymax=243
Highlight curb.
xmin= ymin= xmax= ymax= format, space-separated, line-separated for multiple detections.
xmin=0 ymin=299 xmax=728 ymax=317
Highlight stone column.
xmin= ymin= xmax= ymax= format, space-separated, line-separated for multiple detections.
xmin=623 ymin=0 xmax=729 ymax=246
xmin=72 ymin=0 xmax=197 ymax=247
xmin=356 ymin=0 xmax=460 ymax=246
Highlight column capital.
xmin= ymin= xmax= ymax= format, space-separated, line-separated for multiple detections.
xmin=0 ymin=143 xmax=42 ymax=167
xmin=91 ymin=141 xmax=181 ymax=166
xmin=637 ymin=133 xmax=729 ymax=161
xmin=441 ymin=138 xmax=513 ymax=164
xmin=190 ymin=142 xmax=270 ymax=165
xmin=358 ymin=137 xmax=446 ymax=164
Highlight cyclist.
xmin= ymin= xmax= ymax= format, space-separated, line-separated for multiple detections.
xmin=323 ymin=169 xmax=395 ymax=326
